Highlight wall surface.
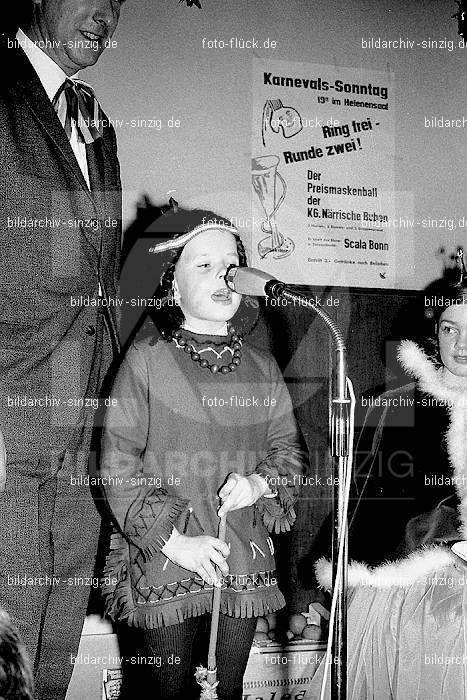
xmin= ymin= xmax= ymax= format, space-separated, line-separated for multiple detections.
xmin=83 ymin=0 xmax=467 ymax=611
xmin=85 ymin=0 xmax=466 ymax=290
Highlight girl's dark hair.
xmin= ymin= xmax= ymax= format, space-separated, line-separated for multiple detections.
xmin=146 ymin=208 xmax=258 ymax=340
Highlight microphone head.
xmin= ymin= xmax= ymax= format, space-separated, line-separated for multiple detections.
xmin=225 ymin=266 xmax=276 ymax=297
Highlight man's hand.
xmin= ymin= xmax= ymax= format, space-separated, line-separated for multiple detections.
xmin=0 ymin=430 xmax=5 ymax=495
xmin=161 ymin=528 xmax=230 ymax=587
xmin=217 ymin=473 xmax=269 ymax=517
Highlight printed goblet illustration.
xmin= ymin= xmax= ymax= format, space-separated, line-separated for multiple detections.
xmin=252 ymin=155 xmax=294 ymax=259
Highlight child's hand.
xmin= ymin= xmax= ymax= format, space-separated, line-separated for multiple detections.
xmin=217 ymin=473 xmax=269 ymax=517
xmin=161 ymin=528 xmax=230 ymax=587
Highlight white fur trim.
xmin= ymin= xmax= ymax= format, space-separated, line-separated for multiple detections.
xmin=316 ymin=546 xmax=458 ymax=589
xmin=397 ymin=340 xmax=466 ymax=407
xmin=398 ymin=341 xmax=467 ymax=535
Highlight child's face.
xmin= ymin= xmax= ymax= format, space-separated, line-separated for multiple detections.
xmin=173 ymin=228 xmax=242 ymax=332
xmin=438 ymin=303 xmax=467 ymax=383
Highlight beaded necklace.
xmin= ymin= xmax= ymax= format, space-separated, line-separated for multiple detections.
xmin=170 ymin=329 xmax=243 ymax=374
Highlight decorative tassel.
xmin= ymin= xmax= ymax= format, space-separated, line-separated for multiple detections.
xmin=124 ymin=490 xmax=190 ymax=557
xmin=254 ymin=479 xmax=297 ymax=533
xmin=195 ymin=667 xmax=219 ymax=699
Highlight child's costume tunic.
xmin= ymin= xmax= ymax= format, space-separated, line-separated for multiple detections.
xmin=101 ymin=330 xmax=306 ymax=628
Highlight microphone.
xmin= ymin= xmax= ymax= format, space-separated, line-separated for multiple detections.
xmin=225 ymin=265 xmax=286 ymax=299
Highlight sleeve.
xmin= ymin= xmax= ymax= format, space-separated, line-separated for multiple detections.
xmin=348 ymin=400 xmax=420 ymax=565
xmin=253 ymin=356 xmax=308 ymax=534
xmin=0 ymin=427 xmax=5 ymax=495
xmin=348 ymin=403 xmax=387 ymax=523
xmin=111 ymin=125 xmax=122 ymax=331
xmin=404 ymin=501 xmax=460 ymax=552
xmin=110 ymin=124 xmax=122 ymax=297
xmin=100 ymin=344 xmax=189 ymax=559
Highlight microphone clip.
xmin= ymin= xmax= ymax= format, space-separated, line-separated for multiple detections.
xmin=264 ymin=279 xmax=286 ymax=299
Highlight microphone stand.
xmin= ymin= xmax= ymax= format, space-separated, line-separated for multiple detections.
xmin=265 ymin=279 xmax=351 ymax=700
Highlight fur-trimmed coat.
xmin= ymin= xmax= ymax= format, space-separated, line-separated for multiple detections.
xmin=317 ymin=341 xmax=467 ymax=588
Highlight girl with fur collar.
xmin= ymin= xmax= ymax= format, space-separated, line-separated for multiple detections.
xmin=313 ymin=268 xmax=467 ymax=699
xmin=317 ymin=337 xmax=467 ymax=588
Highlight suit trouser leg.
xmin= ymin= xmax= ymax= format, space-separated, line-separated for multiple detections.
xmin=0 ymin=458 xmax=55 ymax=673
xmin=34 ymin=449 xmax=101 ymax=700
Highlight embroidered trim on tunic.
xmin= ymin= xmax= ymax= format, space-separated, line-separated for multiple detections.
xmin=134 ymin=569 xmax=278 ymax=605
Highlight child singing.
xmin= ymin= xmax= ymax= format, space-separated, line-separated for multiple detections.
xmin=100 ymin=207 xmax=306 ymax=699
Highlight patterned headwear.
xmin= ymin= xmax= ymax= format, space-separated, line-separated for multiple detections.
xmin=148 ymin=222 xmax=238 ymax=254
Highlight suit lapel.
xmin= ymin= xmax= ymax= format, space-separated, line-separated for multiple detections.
xmin=86 ymin=141 xmax=105 ymax=202
xmin=5 ymin=38 xmax=120 ymax=215
xmin=18 ymin=89 xmax=90 ymax=194
xmin=4 ymin=36 xmax=121 ymax=351
xmin=11 ymin=46 xmax=117 ymax=264
xmin=11 ymin=42 xmax=100 ymax=211
xmin=99 ymin=132 xmax=119 ymax=186
xmin=85 ymin=137 xmax=119 ymax=253
xmin=87 ymin=136 xmax=122 ymax=354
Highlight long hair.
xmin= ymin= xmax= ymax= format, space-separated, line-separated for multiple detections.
xmin=144 ymin=208 xmax=258 ymax=341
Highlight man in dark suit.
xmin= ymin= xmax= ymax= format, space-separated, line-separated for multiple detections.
xmin=0 ymin=1 xmax=124 ymax=697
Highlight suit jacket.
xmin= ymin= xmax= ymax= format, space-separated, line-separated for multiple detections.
xmin=0 ymin=33 xmax=122 ymax=460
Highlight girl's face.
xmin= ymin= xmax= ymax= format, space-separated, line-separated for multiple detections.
xmin=438 ymin=302 xmax=467 ymax=385
xmin=173 ymin=228 xmax=242 ymax=334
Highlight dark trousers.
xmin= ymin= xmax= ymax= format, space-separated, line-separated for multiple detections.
xmin=128 ymin=613 xmax=257 ymax=700
xmin=0 ymin=451 xmax=101 ymax=700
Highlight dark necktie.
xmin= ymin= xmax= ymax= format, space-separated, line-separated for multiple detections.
xmin=52 ymin=78 xmax=104 ymax=144
xmin=53 ymin=78 xmax=106 ymax=192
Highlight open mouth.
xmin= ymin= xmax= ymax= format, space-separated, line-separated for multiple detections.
xmin=81 ymin=30 xmax=105 ymax=42
xmin=453 ymin=355 xmax=467 ymax=364
xmin=211 ymin=288 xmax=232 ymax=304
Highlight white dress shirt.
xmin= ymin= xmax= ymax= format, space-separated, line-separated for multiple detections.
xmin=16 ymin=28 xmax=90 ymax=188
